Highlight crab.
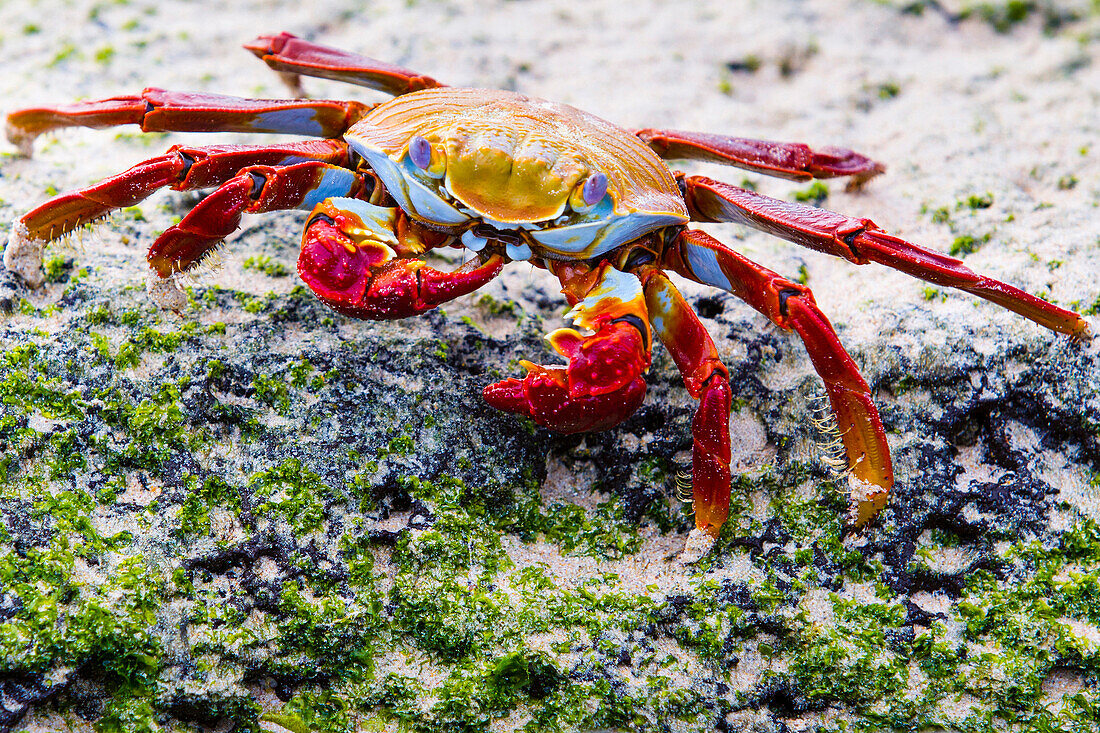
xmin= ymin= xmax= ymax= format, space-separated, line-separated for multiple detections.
xmin=5 ymin=33 xmax=1090 ymax=543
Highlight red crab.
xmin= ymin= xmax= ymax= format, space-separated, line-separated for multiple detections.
xmin=5 ymin=34 xmax=1089 ymax=541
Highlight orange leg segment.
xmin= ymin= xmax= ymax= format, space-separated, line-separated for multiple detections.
xmin=634 ymin=264 xmax=732 ymax=536
xmin=667 ymin=228 xmax=893 ymax=527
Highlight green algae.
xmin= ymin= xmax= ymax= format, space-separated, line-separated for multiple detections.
xmin=252 ymin=371 xmax=292 ymax=414
xmin=794 ymin=181 xmax=830 ymax=206
xmin=3 ymin=276 xmax=1100 ymax=732
xmin=4 ymin=0 xmax=1100 ymax=728
xmin=243 ymin=254 xmax=291 ymax=278
xmin=178 ymin=475 xmax=241 ymax=537
xmin=949 ymin=232 xmax=992 ymax=257
xmin=250 ymin=459 xmax=332 ymax=537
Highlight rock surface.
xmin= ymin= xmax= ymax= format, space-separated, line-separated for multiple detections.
xmin=1 ymin=1 xmax=1100 ymax=732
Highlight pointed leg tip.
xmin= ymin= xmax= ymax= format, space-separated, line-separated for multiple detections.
xmin=679 ymin=527 xmax=717 ymax=564
xmin=847 ymin=474 xmax=890 ymax=529
xmin=146 ymin=273 xmax=189 ymax=312
xmin=4 ymin=219 xmax=46 ymax=288
xmin=1071 ymin=318 xmax=1093 ymax=344
xmin=5 ymin=120 xmax=36 ymax=158
xmin=844 ymin=173 xmax=880 ymax=193
xmin=242 ymin=32 xmax=289 ymax=55
xmin=242 ymin=39 xmax=268 ymax=55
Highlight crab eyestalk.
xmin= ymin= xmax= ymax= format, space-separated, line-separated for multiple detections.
xmin=408 ymin=135 xmax=446 ymax=177
xmin=568 ymin=172 xmax=608 ymax=213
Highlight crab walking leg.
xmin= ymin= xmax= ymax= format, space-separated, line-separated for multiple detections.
xmin=666 ymin=228 xmax=893 ymax=527
xmin=6 ymin=89 xmax=371 ymax=156
xmin=637 ymin=130 xmax=885 ymax=187
xmin=144 ymin=161 xmax=370 ymax=278
xmin=245 ymin=33 xmax=442 ymax=96
xmin=682 ymin=175 xmax=1090 ymax=340
xmin=14 ymin=140 xmax=353 ymax=245
xmin=298 ymin=198 xmax=503 ymax=320
xmin=483 ymin=261 xmax=652 ymax=434
xmin=632 ymin=265 xmax=733 ymax=536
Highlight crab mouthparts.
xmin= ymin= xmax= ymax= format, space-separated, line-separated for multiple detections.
xmin=461 ymin=222 xmax=535 ymax=261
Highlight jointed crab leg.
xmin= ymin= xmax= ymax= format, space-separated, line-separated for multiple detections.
xmin=483 ymin=261 xmax=652 ymax=434
xmin=666 ymin=228 xmax=893 ymax=527
xmin=6 ymin=89 xmax=370 ymax=156
xmin=681 ymin=175 xmax=1090 ymax=340
xmin=630 ymin=261 xmax=733 ymax=536
xmin=638 ymin=130 xmax=885 ymax=187
xmin=146 ymin=161 xmax=370 ymax=277
xmin=17 ymin=140 xmax=352 ymax=243
xmin=245 ymin=33 xmax=443 ymax=96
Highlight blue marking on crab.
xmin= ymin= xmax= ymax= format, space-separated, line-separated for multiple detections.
xmin=683 ymin=243 xmax=733 ymax=291
xmin=528 ymin=203 xmax=684 ymax=259
xmin=345 ymin=134 xmax=684 ymax=259
xmin=300 ymin=166 xmax=365 ymax=209
xmin=247 ymin=108 xmax=329 ymax=136
xmin=349 ymin=140 xmax=468 ymax=225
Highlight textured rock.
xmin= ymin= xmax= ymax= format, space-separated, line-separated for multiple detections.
xmin=1 ymin=1 xmax=1099 ymax=732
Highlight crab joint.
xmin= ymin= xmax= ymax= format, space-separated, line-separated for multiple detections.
xmin=563 ymin=263 xmax=653 ymax=351
xmin=306 ymin=198 xmax=400 ymax=255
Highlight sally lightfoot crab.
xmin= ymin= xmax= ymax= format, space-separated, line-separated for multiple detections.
xmin=5 ymin=33 xmax=1089 ymax=541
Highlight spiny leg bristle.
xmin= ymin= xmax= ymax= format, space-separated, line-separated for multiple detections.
xmin=187 ymin=240 xmax=229 ymax=278
xmin=48 ymin=218 xmax=109 ymax=253
xmin=672 ymin=468 xmax=693 ymax=503
xmin=808 ymin=391 xmax=852 ymax=484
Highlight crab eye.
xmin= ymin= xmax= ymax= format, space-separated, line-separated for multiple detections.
xmin=409 ymin=136 xmax=431 ymax=168
xmin=408 ymin=135 xmax=445 ymax=178
xmin=583 ymin=172 xmax=608 ymax=205
xmin=569 ymin=172 xmax=608 ymax=213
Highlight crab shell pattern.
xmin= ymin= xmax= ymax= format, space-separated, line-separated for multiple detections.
xmin=345 ymin=87 xmax=687 ymax=261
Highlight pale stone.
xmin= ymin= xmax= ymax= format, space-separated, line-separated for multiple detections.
xmin=4 ymin=220 xmax=45 ymax=287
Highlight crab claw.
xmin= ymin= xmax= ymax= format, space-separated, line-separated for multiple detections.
xmin=299 ymin=197 xmax=503 ymax=320
xmin=484 ymin=318 xmax=649 ymax=433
